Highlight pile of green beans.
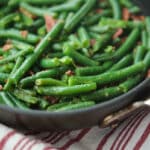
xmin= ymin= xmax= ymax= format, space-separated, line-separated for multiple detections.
xmin=0 ymin=0 xmax=149 ymax=112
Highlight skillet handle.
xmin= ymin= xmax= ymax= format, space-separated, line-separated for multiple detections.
xmin=100 ymin=98 xmax=150 ymax=128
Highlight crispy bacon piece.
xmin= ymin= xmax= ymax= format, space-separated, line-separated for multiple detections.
xmin=2 ymin=44 xmax=13 ymax=51
xmin=130 ymin=15 xmax=145 ymax=21
xmin=0 ymin=85 xmax=3 ymax=91
xmin=96 ymin=9 xmax=103 ymax=13
xmin=20 ymin=30 xmax=28 ymax=38
xmin=90 ymin=39 xmax=96 ymax=46
xmin=65 ymin=70 xmax=74 ymax=76
xmin=122 ymin=8 xmax=130 ymax=21
xmin=44 ymin=15 xmax=56 ymax=32
xmin=44 ymin=96 xmax=58 ymax=104
xmin=147 ymin=70 xmax=150 ymax=78
xmin=113 ymin=28 xmax=123 ymax=39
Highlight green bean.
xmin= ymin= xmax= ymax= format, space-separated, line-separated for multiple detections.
xmin=144 ymin=51 xmax=150 ymax=69
xmin=7 ymin=92 xmax=29 ymax=109
xmin=119 ymin=0 xmax=133 ymax=8
xmin=68 ymin=34 xmax=81 ymax=49
xmin=76 ymin=61 xmax=113 ymax=76
xmin=83 ymin=10 xmax=112 ymax=25
xmin=109 ymin=0 xmax=121 ymax=19
xmin=64 ymin=12 xmax=74 ymax=30
xmin=108 ymin=54 xmax=133 ymax=72
xmin=48 ymin=52 xmax=64 ymax=58
xmin=20 ymin=67 xmax=68 ymax=88
xmin=40 ymin=58 xmax=61 ymax=69
xmin=20 ymin=2 xmax=57 ymax=17
xmin=88 ymin=25 xmax=111 ymax=34
xmin=37 ymin=25 xmax=46 ymax=37
xmin=4 ymin=57 xmax=24 ymax=90
xmin=99 ymin=18 xmax=144 ymax=30
xmin=69 ymin=62 xmax=145 ymax=86
xmin=50 ymin=101 xmax=95 ymax=112
xmin=93 ymin=32 xmax=114 ymax=53
xmin=52 ymin=42 xmax=64 ymax=51
xmin=36 ymin=78 xmax=67 ymax=86
xmin=12 ymin=40 xmax=34 ymax=51
xmin=145 ymin=17 xmax=150 ymax=49
xmin=0 ymin=49 xmax=32 ymax=65
xmin=38 ymin=98 xmax=49 ymax=110
xmin=82 ymin=75 xmax=142 ymax=102
xmin=0 ymin=29 xmax=40 ymax=44
xmin=13 ymin=89 xmax=38 ymax=104
xmin=0 ymin=13 xmax=20 ymax=28
xmin=134 ymin=46 xmax=146 ymax=64
xmin=28 ymin=19 xmax=45 ymax=31
xmin=0 ymin=73 xmax=9 ymax=83
xmin=9 ymin=0 xmax=66 ymax=6
xmin=129 ymin=6 xmax=140 ymax=14
xmin=40 ymin=56 xmax=73 ymax=69
xmin=0 ymin=63 xmax=14 ymax=73
xmin=36 ymin=83 xmax=97 ymax=96
xmin=10 ymin=21 xmax=64 ymax=86
xmin=64 ymin=0 xmax=97 ymax=32
xmin=0 ymin=92 xmax=15 ymax=107
xmin=97 ymin=28 xmax=140 ymax=61
xmin=49 ymin=0 xmax=83 ymax=12
xmin=77 ymin=27 xmax=90 ymax=48
xmin=141 ymin=30 xmax=148 ymax=47
xmin=63 ymin=44 xmax=99 ymax=66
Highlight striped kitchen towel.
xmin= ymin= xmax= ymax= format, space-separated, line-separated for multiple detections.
xmin=0 ymin=109 xmax=150 ymax=150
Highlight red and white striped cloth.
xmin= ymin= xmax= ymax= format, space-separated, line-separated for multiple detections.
xmin=0 ymin=109 xmax=150 ymax=150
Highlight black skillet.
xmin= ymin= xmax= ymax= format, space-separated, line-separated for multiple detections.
xmin=0 ymin=0 xmax=150 ymax=131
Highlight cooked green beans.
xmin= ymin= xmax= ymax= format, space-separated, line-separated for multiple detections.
xmin=0 ymin=49 xmax=32 ymax=65
xmin=10 ymin=21 xmax=64 ymax=85
xmin=48 ymin=101 xmax=95 ymax=112
xmin=0 ymin=0 xmax=149 ymax=111
xmin=64 ymin=0 xmax=97 ymax=32
xmin=36 ymin=83 xmax=97 ymax=96
xmin=69 ymin=62 xmax=145 ymax=86
xmin=0 ymin=29 xmax=40 ymax=44
xmin=63 ymin=44 xmax=99 ymax=66
xmin=109 ymin=0 xmax=121 ymax=19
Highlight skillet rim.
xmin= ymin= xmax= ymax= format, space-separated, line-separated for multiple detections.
xmin=0 ymin=77 xmax=149 ymax=116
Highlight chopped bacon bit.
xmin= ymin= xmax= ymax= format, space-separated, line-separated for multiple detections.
xmin=20 ymin=7 xmax=36 ymax=19
xmin=44 ymin=96 xmax=58 ymax=104
xmin=96 ymin=9 xmax=103 ymax=13
xmin=65 ymin=70 xmax=74 ymax=76
xmin=121 ymin=37 xmax=127 ymax=43
xmin=44 ymin=15 xmax=56 ymax=32
xmin=2 ymin=44 xmax=13 ymax=51
xmin=20 ymin=30 xmax=28 ymax=38
xmin=6 ymin=40 xmax=12 ymax=44
xmin=130 ymin=15 xmax=145 ymax=21
xmin=147 ymin=70 xmax=150 ymax=78
xmin=0 ymin=85 xmax=3 ymax=91
xmin=0 ymin=56 xmax=3 ymax=60
xmin=122 ymin=8 xmax=130 ymax=21
xmin=113 ymin=28 xmax=123 ymax=39
xmin=28 ymin=70 xmax=34 ymax=76
xmin=90 ymin=39 xmax=96 ymax=46
xmin=137 ymin=41 xmax=142 ymax=45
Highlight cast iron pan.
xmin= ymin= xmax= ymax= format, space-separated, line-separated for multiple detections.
xmin=0 ymin=0 xmax=150 ymax=131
